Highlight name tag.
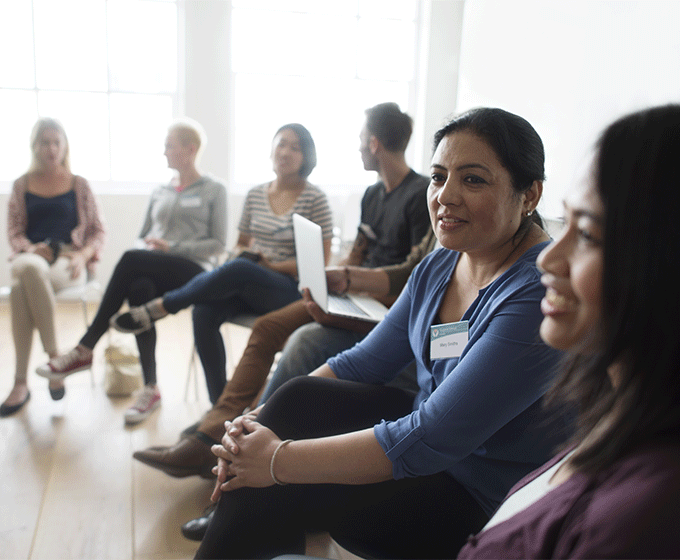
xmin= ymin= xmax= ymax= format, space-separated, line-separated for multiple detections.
xmin=180 ymin=196 xmax=201 ymax=207
xmin=430 ymin=321 xmax=468 ymax=360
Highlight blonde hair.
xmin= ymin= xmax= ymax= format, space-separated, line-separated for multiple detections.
xmin=168 ymin=117 xmax=207 ymax=163
xmin=29 ymin=117 xmax=70 ymax=172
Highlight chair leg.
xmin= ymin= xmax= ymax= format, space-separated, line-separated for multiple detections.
xmin=185 ymin=344 xmax=199 ymax=401
xmin=80 ymin=297 xmax=96 ymax=388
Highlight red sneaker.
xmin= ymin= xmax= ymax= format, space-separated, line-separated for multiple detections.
xmin=124 ymin=385 xmax=161 ymax=425
xmin=36 ymin=347 xmax=93 ymax=380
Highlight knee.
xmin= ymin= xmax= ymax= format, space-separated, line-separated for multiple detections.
xmin=251 ymin=308 xmax=293 ymax=341
xmin=127 ymin=277 xmax=156 ymax=306
xmin=114 ymin=249 xmax=145 ymax=273
xmin=282 ymin=323 xmax=326 ymax=356
xmin=10 ymin=253 xmax=48 ymax=284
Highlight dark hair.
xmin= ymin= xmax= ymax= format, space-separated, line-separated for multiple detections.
xmin=275 ymin=123 xmax=317 ymax=179
xmin=433 ymin=107 xmax=546 ymax=233
xmin=548 ymin=104 xmax=680 ymax=473
xmin=364 ymin=102 xmax=413 ymax=152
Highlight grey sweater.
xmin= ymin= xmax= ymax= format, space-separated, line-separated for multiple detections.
xmin=138 ymin=175 xmax=227 ymax=269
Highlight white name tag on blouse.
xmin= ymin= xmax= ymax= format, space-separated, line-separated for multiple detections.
xmin=430 ymin=321 xmax=469 ymax=360
xmin=180 ymin=196 xmax=201 ymax=207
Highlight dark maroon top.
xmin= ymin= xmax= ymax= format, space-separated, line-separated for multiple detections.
xmin=457 ymin=439 xmax=680 ymax=559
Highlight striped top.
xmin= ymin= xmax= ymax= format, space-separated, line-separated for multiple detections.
xmin=238 ymin=182 xmax=333 ymax=263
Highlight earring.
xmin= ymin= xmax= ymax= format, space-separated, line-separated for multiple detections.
xmin=526 ymin=209 xmax=533 ymax=217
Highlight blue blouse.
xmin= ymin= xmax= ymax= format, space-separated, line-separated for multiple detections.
xmin=327 ymin=244 xmax=569 ymax=515
xmin=25 ymin=189 xmax=78 ymax=244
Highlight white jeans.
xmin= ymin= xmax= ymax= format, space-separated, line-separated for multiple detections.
xmin=9 ymin=251 xmax=85 ymax=382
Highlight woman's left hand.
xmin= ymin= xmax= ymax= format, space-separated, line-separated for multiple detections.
xmin=62 ymin=249 xmax=87 ymax=280
xmin=144 ymin=237 xmax=170 ymax=252
xmin=210 ymin=417 xmax=281 ymax=498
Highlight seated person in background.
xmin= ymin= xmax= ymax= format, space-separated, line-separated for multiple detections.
xmin=130 ymin=101 xmax=430 ymax=490
xmin=111 ymin=123 xmax=333 ymax=405
xmin=249 ymin=102 xmax=432 ymax=409
xmin=193 ymin=107 xmax=571 ymax=560
xmin=135 ymin=231 xmax=435 ymax=481
xmin=178 ymin=235 xmax=436 ymax=542
xmin=1 ymin=117 xmax=106 ymax=417
xmin=36 ymin=118 xmax=227 ymax=425
xmin=458 ymin=105 xmax=680 ymax=559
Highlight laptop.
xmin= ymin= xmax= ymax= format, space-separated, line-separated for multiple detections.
xmin=293 ymin=213 xmax=389 ymax=323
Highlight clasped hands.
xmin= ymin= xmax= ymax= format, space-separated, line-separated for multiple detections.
xmin=210 ymin=411 xmax=282 ymax=501
xmin=30 ymin=242 xmax=86 ymax=280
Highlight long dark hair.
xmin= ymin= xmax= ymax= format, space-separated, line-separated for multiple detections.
xmin=548 ymin=104 xmax=680 ymax=473
xmin=433 ymin=107 xmax=546 ymax=239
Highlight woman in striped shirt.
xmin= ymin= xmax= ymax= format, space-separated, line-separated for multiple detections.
xmin=110 ymin=123 xmax=333 ymax=404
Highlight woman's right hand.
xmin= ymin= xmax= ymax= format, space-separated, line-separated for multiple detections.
xmin=29 ymin=242 xmax=54 ymax=263
xmin=210 ymin=410 xmax=262 ymax=501
xmin=219 ymin=411 xmax=260 ymax=454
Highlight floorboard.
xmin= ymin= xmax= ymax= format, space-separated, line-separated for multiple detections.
xmin=0 ymin=301 xmax=359 ymax=560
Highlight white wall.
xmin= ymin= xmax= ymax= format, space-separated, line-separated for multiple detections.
xmin=7 ymin=0 xmax=678 ymax=286
xmin=0 ymin=1 xmax=465 ymax=288
xmin=456 ymin=0 xmax=680 ymax=219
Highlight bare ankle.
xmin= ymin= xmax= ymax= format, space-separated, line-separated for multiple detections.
xmin=147 ymin=298 xmax=168 ymax=320
xmin=76 ymin=344 xmax=93 ymax=357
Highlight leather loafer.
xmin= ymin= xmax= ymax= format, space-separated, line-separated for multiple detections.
xmin=181 ymin=502 xmax=216 ymax=541
xmin=132 ymin=434 xmax=217 ymax=479
xmin=1 ymin=391 xmax=30 ymax=417
xmin=180 ymin=420 xmax=201 ymax=439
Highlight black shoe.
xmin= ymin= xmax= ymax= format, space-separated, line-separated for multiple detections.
xmin=110 ymin=304 xmax=156 ymax=335
xmin=1 ymin=391 xmax=30 ymax=417
xmin=181 ymin=502 xmax=216 ymax=541
xmin=49 ymin=383 xmax=65 ymax=401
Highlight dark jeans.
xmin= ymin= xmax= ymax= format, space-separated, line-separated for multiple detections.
xmin=80 ymin=249 xmax=203 ymax=386
xmin=163 ymin=257 xmax=301 ymax=403
xmin=196 ymin=377 xmax=488 ymax=560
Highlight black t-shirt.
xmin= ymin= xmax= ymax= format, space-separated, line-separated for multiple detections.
xmin=359 ymin=169 xmax=430 ymax=268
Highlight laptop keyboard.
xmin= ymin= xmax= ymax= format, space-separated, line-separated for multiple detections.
xmin=329 ymin=294 xmax=370 ymax=317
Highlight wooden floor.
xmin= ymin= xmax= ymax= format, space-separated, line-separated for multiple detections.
xmin=0 ymin=301 xmax=358 ymax=560
xmin=0 ymin=301 xmax=221 ymax=560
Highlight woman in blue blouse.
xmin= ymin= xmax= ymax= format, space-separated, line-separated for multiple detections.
xmin=195 ymin=108 xmax=570 ymax=559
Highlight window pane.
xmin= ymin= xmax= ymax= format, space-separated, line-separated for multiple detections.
xmin=0 ymin=2 xmax=35 ymax=88
xmin=232 ymin=9 xmax=357 ymax=77
xmin=0 ymin=91 xmax=39 ymax=180
xmin=38 ymin=91 xmax=110 ymax=181
xmin=234 ymin=74 xmax=409 ymax=188
xmin=109 ymin=93 xmax=173 ymax=182
xmin=359 ymin=0 xmax=417 ymax=20
xmin=358 ymin=18 xmax=415 ymax=80
xmin=34 ymin=0 xmax=108 ymax=91
xmin=108 ymin=0 xmax=177 ymax=93
xmin=233 ymin=0 xmax=358 ymax=15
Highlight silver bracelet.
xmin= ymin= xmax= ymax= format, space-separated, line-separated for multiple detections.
xmin=270 ymin=439 xmax=293 ymax=485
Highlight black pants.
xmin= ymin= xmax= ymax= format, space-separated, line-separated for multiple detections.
xmin=195 ymin=377 xmax=488 ymax=559
xmin=80 ymin=250 xmax=204 ymax=387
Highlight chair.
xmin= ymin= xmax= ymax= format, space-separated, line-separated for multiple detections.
xmin=184 ymin=313 xmax=260 ymax=401
xmin=0 ymin=278 xmax=102 ymax=386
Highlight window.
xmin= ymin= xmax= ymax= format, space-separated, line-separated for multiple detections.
xmin=0 ymin=0 xmax=177 ymax=185
xmin=230 ymin=0 xmax=421 ymax=193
